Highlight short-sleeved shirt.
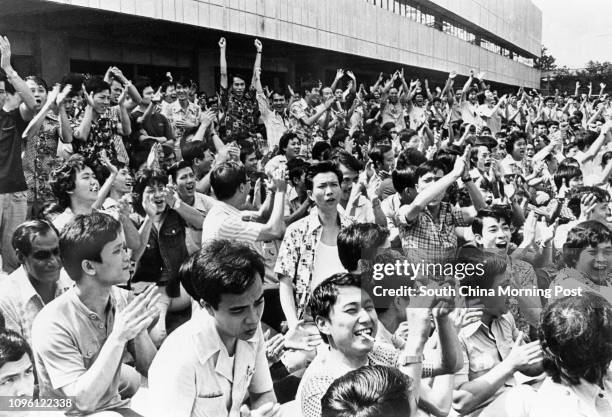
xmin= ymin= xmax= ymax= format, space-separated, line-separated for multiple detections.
xmin=297 ymin=343 xmax=399 ymax=417
xmin=184 ymin=192 xmax=216 ymax=255
xmin=381 ymin=100 xmax=406 ymax=130
xmin=200 ymin=200 xmax=264 ymax=245
xmin=31 ymin=286 xmax=132 ymax=415
xmin=147 ymin=308 xmax=273 ymax=417
xmin=460 ymin=100 xmax=482 ymax=127
xmin=0 ymin=108 xmax=27 ymax=193
xmin=274 ymin=209 xmax=353 ymax=318
xmin=455 ymin=313 xmax=521 ymax=414
xmin=398 ymin=202 xmax=471 ymax=281
xmin=0 ymin=266 xmax=73 ymax=345
xmin=256 ymin=92 xmax=288 ymax=149
xmin=288 ymin=99 xmax=319 ymax=144
xmin=163 ymin=100 xmax=201 ymax=143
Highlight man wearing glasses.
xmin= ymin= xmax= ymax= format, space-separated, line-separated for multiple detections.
xmin=0 ymin=220 xmax=72 ymax=346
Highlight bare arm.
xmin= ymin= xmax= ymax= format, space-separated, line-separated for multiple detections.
xmin=0 ymin=36 xmax=36 ymax=112
xmin=251 ymin=39 xmax=263 ymax=89
xmin=219 ymin=37 xmax=228 ymax=90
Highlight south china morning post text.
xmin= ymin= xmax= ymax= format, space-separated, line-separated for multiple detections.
xmin=369 ymin=259 xmax=584 ymax=300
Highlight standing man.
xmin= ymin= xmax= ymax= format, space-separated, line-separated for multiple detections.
xmin=0 ymin=35 xmax=37 ymax=274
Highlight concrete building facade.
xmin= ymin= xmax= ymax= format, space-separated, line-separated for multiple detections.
xmin=0 ymin=0 xmax=542 ymax=94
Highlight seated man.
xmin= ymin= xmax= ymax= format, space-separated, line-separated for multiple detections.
xmin=321 ymin=365 xmax=415 ymax=417
xmin=503 ymin=292 xmax=612 ymax=417
xmin=452 ymin=248 xmax=544 ymax=417
xmin=0 ymin=220 xmax=72 ymax=345
xmin=147 ymin=240 xmax=278 ymax=417
xmin=297 ymin=272 xmax=462 ymax=417
xmin=31 ymin=213 xmax=158 ymax=416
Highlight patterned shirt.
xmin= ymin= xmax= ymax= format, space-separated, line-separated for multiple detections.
xmin=274 ymin=208 xmax=353 ymax=318
xmin=220 ymin=87 xmax=259 ymax=138
xmin=72 ymin=106 xmax=128 ymax=169
xmin=506 ymin=257 xmax=540 ymax=334
xmin=163 ymin=99 xmax=201 ymax=143
xmin=256 ymin=92 xmax=288 ymax=149
xmin=297 ymin=343 xmax=399 ymax=417
xmin=289 ymin=98 xmax=320 ymax=148
xmin=0 ymin=266 xmax=73 ymax=345
xmin=22 ymin=114 xmax=63 ymax=206
xmin=398 ymin=202 xmax=471 ymax=282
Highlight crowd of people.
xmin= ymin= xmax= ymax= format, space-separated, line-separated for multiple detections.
xmin=0 ymin=31 xmax=611 ymax=417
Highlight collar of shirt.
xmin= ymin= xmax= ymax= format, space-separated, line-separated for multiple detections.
xmin=537 ymin=375 xmax=612 ymax=416
xmin=214 ymin=200 xmax=242 ymax=217
xmin=67 ymin=286 xmax=119 ymax=322
xmin=305 ymin=207 xmax=352 ymax=235
xmin=190 ymin=309 xmax=258 ymax=375
xmin=10 ymin=266 xmax=72 ymax=308
xmin=461 ymin=313 xmax=513 ymax=339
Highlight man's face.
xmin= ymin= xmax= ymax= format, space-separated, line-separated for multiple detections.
xmin=73 ymin=166 xmax=99 ymax=203
xmin=334 ymin=89 xmax=343 ymax=101
xmin=143 ymin=181 xmax=167 ymax=214
xmin=0 ymin=354 xmax=34 ymax=398
xmin=307 ymin=88 xmax=321 ymax=106
xmin=525 ymin=144 xmax=535 ymax=158
xmin=195 ymin=149 xmax=214 ymax=174
xmin=285 ymin=138 xmax=301 ymax=159
xmin=92 ymin=89 xmax=111 ymax=115
xmin=416 ymin=169 xmax=444 ymax=205
xmin=381 ymin=150 xmax=395 ymax=172
xmin=112 ymin=167 xmax=133 ymax=194
xmin=93 ymin=232 xmax=130 ymax=286
xmin=388 ymin=88 xmax=399 ymax=103
xmin=482 ymin=271 xmax=511 ymax=317
xmin=317 ymin=286 xmax=377 ymax=357
xmin=309 ymin=172 xmax=341 ymax=210
xmin=244 ymin=152 xmax=258 ymax=174
xmin=338 ymin=163 xmax=358 ymax=201
xmin=576 ymin=241 xmax=612 ymax=278
xmin=208 ymin=275 xmax=264 ymax=341
xmin=511 ymin=139 xmax=526 ymax=160
xmin=232 ymin=77 xmax=246 ymax=97
xmin=476 ymin=146 xmax=491 ymax=172
xmin=590 ymin=201 xmax=611 ymax=222
xmin=163 ymin=85 xmax=176 ymax=103
xmin=468 ymin=91 xmax=477 ymax=103
xmin=321 ymin=87 xmax=333 ymax=102
xmin=546 ymin=100 xmax=554 ymax=109
xmin=176 ymin=166 xmax=196 ymax=199
xmin=20 ymin=231 xmax=62 ymax=285
xmin=272 ymin=93 xmax=286 ymax=112
xmin=26 ymin=79 xmax=47 ymax=111
xmin=476 ymin=216 xmax=512 ymax=254
xmin=141 ymin=86 xmax=154 ymax=105
xmin=415 ymin=93 xmax=424 ymax=106
xmin=176 ymin=83 xmax=189 ymax=101
xmin=110 ymin=80 xmax=123 ymax=104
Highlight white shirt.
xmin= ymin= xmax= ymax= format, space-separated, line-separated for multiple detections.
xmin=311 ymin=241 xmax=346 ymax=291
xmin=184 ymin=192 xmax=216 ymax=255
xmin=147 ymin=308 xmax=273 ymax=417
xmin=337 ymin=195 xmax=376 ymax=223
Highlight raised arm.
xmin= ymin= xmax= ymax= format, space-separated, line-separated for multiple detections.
xmin=23 ymin=84 xmax=59 ymax=140
xmin=0 ymin=36 xmax=36 ymax=112
xmin=251 ymin=39 xmax=263 ymax=89
xmin=330 ymin=69 xmax=344 ymax=93
xmin=219 ymin=37 xmax=228 ymax=90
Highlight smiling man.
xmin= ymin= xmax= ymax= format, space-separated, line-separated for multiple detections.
xmin=147 ymin=240 xmax=279 ymax=417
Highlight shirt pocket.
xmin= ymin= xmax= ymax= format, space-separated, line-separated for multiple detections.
xmin=192 ymin=395 xmax=226 ymax=417
xmin=81 ymin=340 xmax=100 ymax=369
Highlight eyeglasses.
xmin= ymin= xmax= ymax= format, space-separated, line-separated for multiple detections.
xmin=31 ymin=247 xmax=60 ymax=260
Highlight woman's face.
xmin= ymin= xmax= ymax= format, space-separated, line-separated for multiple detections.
xmin=112 ymin=167 xmax=133 ymax=194
xmin=143 ymin=181 xmax=167 ymax=214
xmin=72 ymin=166 xmax=99 ymax=204
xmin=175 ymin=167 xmax=196 ymax=199
xmin=93 ymin=89 xmax=111 ymax=114
xmin=575 ymin=241 xmax=612 ymax=280
xmin=26 ymin=79 xmax=47 ymax=111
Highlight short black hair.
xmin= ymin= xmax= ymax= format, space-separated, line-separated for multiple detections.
xmin=391 ymin=168 xmax=416 ymax=194
xmin=12 ymin=220 xmax=58 ymax=257
xmin=84 ymin=75 xmax=110 ymax=96
xmin=539 ymin=292 xmax=612 ymax=386
xmin=566 ymin=186 xmax=609 ymax=218
xmin=305 ymin=161 xmax=343 ymax=191
xmin=414 ymin=160 xmax=446 ymax=182
xmin=455 ymin=247 xmax=507 ymax=299
xmin=398 ymin=129 xmax=418 ymax=145
xmin=312 ymin=141 xmax=332 ymax=161
xmin=321 ymin=365 xmax=413 ymax=417
xmin=132 ymin=75 xmax=152 ymax=97
xmin=181 ymin=140 xmax=211 ymax=165
xmin=60 ymin=212 xmax=122 ymax=282
xmin=336 ymin=150 xmax=363 ymax=173
xmin=60 ymin=73 xmax=85 ymax=98
xmin=337 ymin=223 xmax=389 ymax=272
xmin=553 ymin=165 xmax=583 ymax=189
xmin=396 ymin=148 xmax=426 ymax=170
xmin=368 ymin=144 xmax=392 ymax=171
xmin=160 ymin=81 xmax=175 ymax=94
xmin=278 ymin=132 xmax=299 ymax=155
xmin=505 ymin=131 xmax=526 ymax=155
xmin=180 ymin=239 xmax=264 ymax=309
xmin=472 ymin=207 xmax=513 ymax=236
xmin=563 ymin=220 xmax=612 ymax=267
xmin=310 ymin=272 xmax=363 ymax=343
xmin=330 ymin=130 xmax=348 ymax=149
xmin=50 ymin=154 xmax=91 ymax=209
xmin=0 ymin=329 xmax=33 ymax=371
xmin=210 ymin=162 xmax=248 ymax=200
xmin=167 ymin=161 xmax=193 ymax=183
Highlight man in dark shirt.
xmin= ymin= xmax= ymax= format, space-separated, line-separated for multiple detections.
xmin=0 ymin=35 xmax=36 ymax=273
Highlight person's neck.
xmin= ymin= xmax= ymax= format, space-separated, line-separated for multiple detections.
xmin=328 ymin=345 xmax=368 ymax=370
xmin=180 ymin=192 xmax=195 ymax=206
xmin=318 ymin=207 xmax=338 ymax=227
xmin=339 ymin=196 xmax=349 ymax=209
xmin=75 ymin=280 xmax=112 ymax=318
xmin=28 ymin=274 xmax=57 ymax=304
xmin=138 ymin=102 xmax=149 ymax=111
xmin=378 ymin=310 xmax=401 ymax=334
xmin=179 ymin=98 xmax=189 ymax=108
xmin=216 ymin=324 xmax=238 ymax=357
xmin=427 ymin=202 xmax=441 ymax=218
xmin=109 ymin=189 xmax=124 ymax=202
xmin=480 ymin=310 xmax=494 ymax=328
xmin=222 ymin=195 xmax=244 ymax=210
xmin=70 ymin=198 xmax=95 ymax=216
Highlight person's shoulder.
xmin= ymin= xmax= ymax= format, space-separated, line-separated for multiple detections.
xmin=31 ymin=289 xmax=74 ymax=331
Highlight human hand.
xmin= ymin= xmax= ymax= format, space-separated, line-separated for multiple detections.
xmin=152 ymin=87 xmax=162 ymax=103
xmin=347 ymin=70 xmax=355 ymax=80
xmin=449 ymin=307 xmax=483 ymax=332
xmin=579 ymin=192 xmax=598 ymax=221
xmin=47 ymin=84 xmax=61 ymax=106
xmin=56 ymin=84 xmax=72 ymax=106
xmin=452 ymin=144 xmax=472 ymax=176
xmin=449 ymin=70 xmax=457 ymax=79
xmin=335 ymin=68 xmax=345 ymax=80
xmin=218 ymin=37 xmax=226 ymax=49
xmin=391 ymin=321 xmax=410 ymax=349
xmin=99 ymin=150 xmax=118 ymax=176
xmin=264 ymin=330 xmax=285 ymax=364
xmin=504 ymin=331 xmax=543 ymax=372
xmin=254 ymin=38 xmax=263 ymax=53
xmin=111 ymin=285 xmax=161 ymax=344
xmin=284 ymin=320 xmax=322 ymax=351
xmin=270 ymin=166 xmax=287 ymax=193
xmin=200 ymin=109 xmax=216 ymax=126
xmin=164 ymin=175 xmax=179 ymax=208
xmin=521 ymin=211 xmax=537 ymax=247
xmin=240 ymin=403 xmax=281 ymax=417
xmin=0 ymin=36 xmax=12 ymax=71
xmin=475 ymin=71 xmax=486 ymax=80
